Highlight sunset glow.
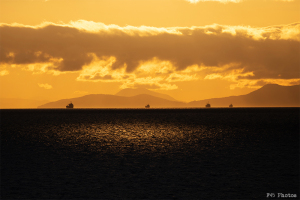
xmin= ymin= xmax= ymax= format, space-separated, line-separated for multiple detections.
xmin=0 ymin=0 xmax=299 ymax=106
xmin=1 ymin=1 xmax=299 ymax=198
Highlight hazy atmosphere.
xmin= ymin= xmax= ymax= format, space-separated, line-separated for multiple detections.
xmin=1 ymin=1 xmax=299 ymax=199
xmin=1 ymin=0 xmax=299 ymax=106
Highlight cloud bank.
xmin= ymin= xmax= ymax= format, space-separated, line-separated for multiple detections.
xmin=1 ymin=21 xmax=299 ymax=89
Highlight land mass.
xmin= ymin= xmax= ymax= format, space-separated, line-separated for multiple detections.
xmin=188 ymin=84 xmax=300 ymax=107
xmin=37 ymin=84 xmax=300 ymax=108
xmin=38 ymin=94 xmax=185 ymax=108
xmin=115 ymin=88 xmax=177 ymax=101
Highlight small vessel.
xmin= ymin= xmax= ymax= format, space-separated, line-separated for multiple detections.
xmin=205 ymin=102 xmax=211 ymax=108
xmin=66 ymin=102 xmax=74 ymax=109
xmin=229 ymin=103 xmax=233 ymax=108
xmin=145 ymin=104 xmax=150 ymax=109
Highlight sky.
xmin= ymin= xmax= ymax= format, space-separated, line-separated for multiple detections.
xmin=0 ymin=0 xmax=299 ymax=103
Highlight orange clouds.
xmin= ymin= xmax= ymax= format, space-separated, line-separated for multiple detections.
xmin=0 ymin=21 xmax=299 ymax=90
xmin=0 ymin=67 xmax=9 ymax=76
xmin=76 ymin=56 xmax=195 ymax=90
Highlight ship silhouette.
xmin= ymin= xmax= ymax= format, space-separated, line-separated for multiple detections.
xmin=145 ymin=104 xmax=150 ymax=109
xmin=205 ymin=102 xmax=211 ymax=108
xmin=66 ymin=102 xmax=74 ymax=109
xmin=229 ymin=103 xmax=233 ymax=108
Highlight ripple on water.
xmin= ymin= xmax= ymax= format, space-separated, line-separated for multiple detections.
xmin=1 ymin=109 xmax=299 ymax=199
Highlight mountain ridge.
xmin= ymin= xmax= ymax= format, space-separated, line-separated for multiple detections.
xmin=115 ymin=88 xmax=177 ymax=101
xmin=38 ymin=94 xmax=185 ymax=108
xmin=188 ymin=84 xmax=300 ymax=107
xmin=37 ymin=84 xmax=300 ymax=108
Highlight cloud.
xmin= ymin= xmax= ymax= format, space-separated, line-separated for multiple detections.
xmin=0 ymin=70 xmax=9 ymax=76
xmin=204 ymin=66 xmax=300 ymax=89
xmin=76 ymin=55 xmax=191 ymax=90
xmin=0 ymin=65 xmax=9 ymax=76
xmin=0 ymin=21 xmax=299 ymax=90
xmin=38 ymin=83 xmax=53 ymax=89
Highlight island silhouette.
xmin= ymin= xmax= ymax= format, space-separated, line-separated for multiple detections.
xmin=36 ymin=84 xmax=300 ymax=108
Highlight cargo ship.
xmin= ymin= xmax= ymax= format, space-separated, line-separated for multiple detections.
xmin=205 ymin=102 xmax=211 ymax=108
xmin=66 ymin=102 xmax=74 ymax=109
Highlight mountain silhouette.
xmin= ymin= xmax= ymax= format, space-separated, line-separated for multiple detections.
xmin=38 ymin=94 xmax=185 ymax=108
xmin=115 ymin=88 xmax=177 ymax=101
xmin=188 ymin=84 xmax=300 ymax=107
xmin=37 ymin=84 xmax=299 ymax=108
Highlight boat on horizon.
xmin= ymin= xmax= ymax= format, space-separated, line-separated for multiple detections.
xmin=66 ymin=102 xmax=74 ymax=109
xmin=205 ymin=102 xmax=211 ymax=108
xmin=145 ymin=104 xmax=150 ymax=109
xmin=229 ymin=103 xmax=233 ymax=108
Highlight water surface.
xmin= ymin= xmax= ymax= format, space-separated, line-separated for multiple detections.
xmin=1 ymin=108 xmax=299 ymax=199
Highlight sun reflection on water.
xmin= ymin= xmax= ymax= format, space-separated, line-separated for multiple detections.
xmin=40 ymin=119 xmax=219 ymax=155
xmin=2 ymin=109 xmax=299 ymax=199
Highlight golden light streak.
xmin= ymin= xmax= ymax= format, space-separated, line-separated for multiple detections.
xmin=0 ymin=60 xmax=64 ymax=76
xmin=166 ymin=73 xmax=198 ymax=82
xmin=76 ymin=55 xmax=199 ymax=90
xmin=137 ymin=58 xmax=175 ymax=74
xmin=76 ymin=55 xmax=128 ymax=82
xmin=260 ymin=79 xmax=300 ymax=86
xmin=204 ymin=67 xmax=300 ymax=89
xmin=1 ymin=21 xmax=299 ymax=41
xmin=21 ymin=62 xmax=63 ymax=75
xmin=69 ymin=20 xmax=183 ymax=36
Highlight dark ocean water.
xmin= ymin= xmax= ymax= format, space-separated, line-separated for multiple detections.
xmin=1 ymin=108 xmax=299 ymax=199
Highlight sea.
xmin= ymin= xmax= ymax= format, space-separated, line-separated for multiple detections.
xmin=1 ymin=108 xmax=299 ymax=199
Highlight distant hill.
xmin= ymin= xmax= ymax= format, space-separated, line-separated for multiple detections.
xmin=38 ymin=94 xmax=186 ymax=108
xmin=38 ymin=84 xmax=300 ymax=108
xmin=188 ymin=84 xmax=300 ymax=107
xmin=0 ymin=98 xmax=49 ymax=109
xmin=115 ymin=88 xmax=177 ymax=101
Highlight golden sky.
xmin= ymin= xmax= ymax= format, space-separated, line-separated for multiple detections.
xmin=0 ymin=0 xmax=299 ymax=103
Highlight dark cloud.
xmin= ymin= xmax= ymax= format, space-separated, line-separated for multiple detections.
xmin=0 ymin=22 xmax=299 ymax=80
